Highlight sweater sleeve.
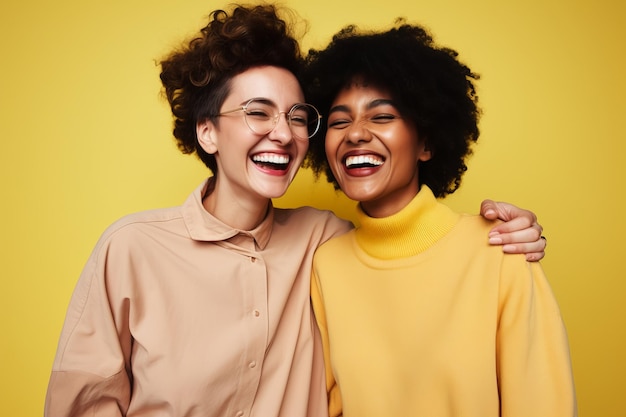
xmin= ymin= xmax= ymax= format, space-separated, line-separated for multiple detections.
xmin=496 ymin=256 xmax=577 ymax=417
xmin=44 ymin=238 xmax=132 ymax=417
xmin=311 ymin=265 xmax=343 ymax=417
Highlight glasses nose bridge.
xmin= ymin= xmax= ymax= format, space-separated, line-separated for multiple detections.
xmin=235 ymin=100 xmax=319 ymax=139
xmin=266 ymin=110 xmax=293 ymax=142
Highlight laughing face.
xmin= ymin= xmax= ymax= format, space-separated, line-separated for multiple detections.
xmin=325 ymin=80 xmax=431 ymax=218
xmin=196 ymin=66 xmax=309 ymax=202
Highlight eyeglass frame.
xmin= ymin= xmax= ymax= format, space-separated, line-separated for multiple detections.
xmin=213 ymin=98 xmax=322 ymax=140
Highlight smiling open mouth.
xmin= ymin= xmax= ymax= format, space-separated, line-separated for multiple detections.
xmin=345 ymin=155 xmax=384 ymax=168
xmin=252 ymin=153 xmax=290 ymax=170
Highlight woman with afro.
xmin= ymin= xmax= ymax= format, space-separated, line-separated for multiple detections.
xmin=305 ymin=22 xmax=576 ymax=417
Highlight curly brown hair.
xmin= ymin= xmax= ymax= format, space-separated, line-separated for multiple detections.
xmin=302 ymin=21 xmax=481 ymax=198
xmin=159 ymin=4 xmax=306 ymax=174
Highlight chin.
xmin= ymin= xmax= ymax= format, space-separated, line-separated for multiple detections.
xmin=251 ymin=174 xmax=296 ymax=199
xmin=340 ymin=185 xmax=378 ymax=202
xmin=259 ymin=185 xmax=291 ymax=200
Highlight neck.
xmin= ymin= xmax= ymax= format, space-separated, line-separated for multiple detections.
xmin=359 ymin=180 xmax=420 ymax=218
xmin=202 ymin=180 xmax=271 ymax=231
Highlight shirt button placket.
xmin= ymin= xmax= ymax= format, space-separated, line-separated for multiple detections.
xmin=237 ymin=251 xmax=266 ymax=416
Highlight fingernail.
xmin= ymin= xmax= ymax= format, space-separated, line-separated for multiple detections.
xmin=489 ymin=237 xmax=503 ymax=244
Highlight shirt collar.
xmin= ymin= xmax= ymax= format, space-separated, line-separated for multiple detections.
xmin=182 ymin=178 xmax=274 ymax=250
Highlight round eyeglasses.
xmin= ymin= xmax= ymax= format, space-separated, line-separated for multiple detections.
xmin=215 ymin=98 xmax=322 ymax=140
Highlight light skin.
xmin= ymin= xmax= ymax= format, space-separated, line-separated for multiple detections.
xmin=196 ymin=66 xmax=308 ymax=230
xmin=196 ymin=65 xmax=543 ymax=256
xmin=483 ymin=202 xmax=543 ymax=259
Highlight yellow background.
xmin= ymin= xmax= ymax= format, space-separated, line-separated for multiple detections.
xmin=1 ymin=0 xmax=624 ymax=415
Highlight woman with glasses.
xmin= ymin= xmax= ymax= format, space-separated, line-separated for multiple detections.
xmin=45 ymin=5 xmax=548 ymax=417
xmin=305 ymin=22 xmax=576 ymax=417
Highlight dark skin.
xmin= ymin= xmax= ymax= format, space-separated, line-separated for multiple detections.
xmin=323 ymin=80 xmax=545 ymax=260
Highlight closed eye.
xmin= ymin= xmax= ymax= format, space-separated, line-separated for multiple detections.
xmin=246 ymin=109 xmax=272 ymax=120
xmin=328 ymin=119 xmax=351 ymax=129
xmin=370 ymin=114 xmax=398 ymax=123
xmin=290 ymin=115 xmax=308 ymax=127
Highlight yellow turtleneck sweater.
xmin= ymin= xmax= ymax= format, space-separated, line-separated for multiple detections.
xmin=311 ymin=186 xmax=576 ymax=417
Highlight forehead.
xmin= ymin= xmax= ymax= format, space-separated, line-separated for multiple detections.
xmin=227 ymin=66 xmax=304 ymax=104
xmin=332 ymin=79 xmax=394 ymax=107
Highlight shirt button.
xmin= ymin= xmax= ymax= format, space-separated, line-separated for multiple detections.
xmin=253 ymin=310 xmax=260 ymax=317
xmin=249 ymin=361 xmax=257 ymax=368
xmin=235 ymin=411 xmax=244 ymax=417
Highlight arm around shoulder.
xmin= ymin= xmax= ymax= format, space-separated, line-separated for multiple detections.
xmin=481 ymin=200 xmax=546 ymax=262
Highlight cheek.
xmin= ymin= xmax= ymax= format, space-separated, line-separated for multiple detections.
xmin=323 ymin=136 xmax=343 ymax=177
xmin=385 ymin=127 xmax=420 ymax=158
xmin=300 ymin=140 xmax=310 ymax=154
xmin=293 ymin=140 xmax=309 ymax=163
xmin=324 ymin=133 xmax=341 ymax=159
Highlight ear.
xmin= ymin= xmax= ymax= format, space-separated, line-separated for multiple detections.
xmin=197 ymin=119 xmax=218 ymax=155
xmin=417 ymin=141 xmax=432 ymax=162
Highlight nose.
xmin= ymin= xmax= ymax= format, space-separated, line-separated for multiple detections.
xmin=345 ymin=120 xmax=373 ymax=144
xmin=267 ymin=112 xmax=293 ymax=144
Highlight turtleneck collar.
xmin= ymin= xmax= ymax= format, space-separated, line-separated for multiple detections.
xmin=354 ymin=186 xmax=460 ymax=259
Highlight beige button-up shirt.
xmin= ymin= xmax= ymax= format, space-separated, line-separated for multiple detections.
xmin=45 ymin=179 xmax=352 ymax=417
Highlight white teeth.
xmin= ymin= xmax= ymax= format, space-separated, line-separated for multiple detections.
xmin=345 ymin=155 xmax=383 ymax=167
xmin=252 ymin=153 xmax=290 ymax=164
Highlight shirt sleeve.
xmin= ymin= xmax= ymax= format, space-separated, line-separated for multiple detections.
xmin=311 ymin=265 xmax=343 ymax=417
xmin=496 ymin=257 xmax=577 ymax=417
xmin=45 ymin=237 xmax=132 ymax=417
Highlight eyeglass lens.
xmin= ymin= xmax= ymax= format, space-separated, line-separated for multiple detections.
xmin=243 ymin=99 xmax=320 ymax=139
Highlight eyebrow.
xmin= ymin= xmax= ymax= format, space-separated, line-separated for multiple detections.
xmin=243 ymin=97 xmax=274 ymax=106
xmin=239 ymin=97 xmax=304 ymax=110
xmin=329 ymin=99 xmax=396 ymax=114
